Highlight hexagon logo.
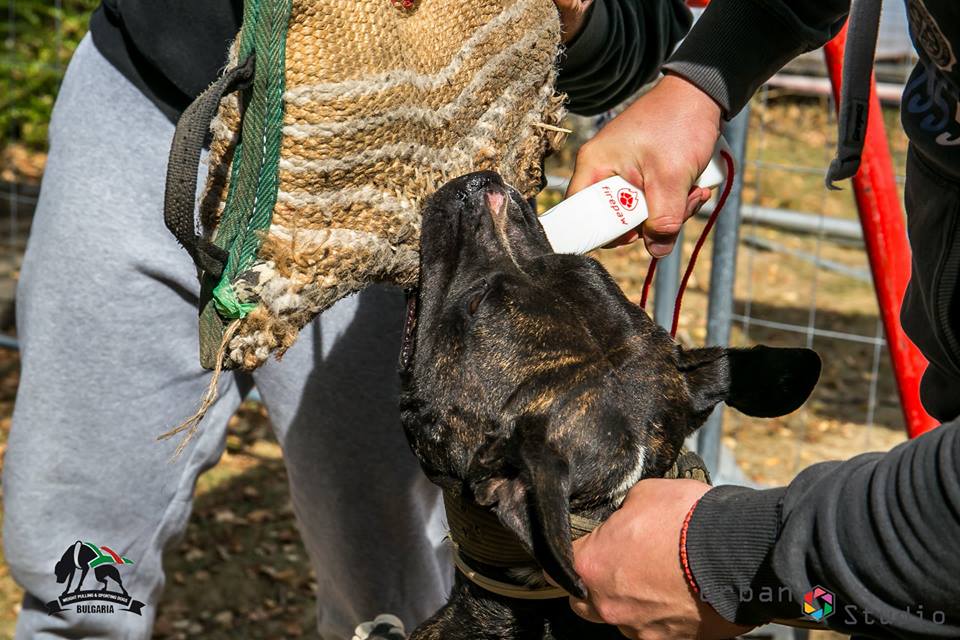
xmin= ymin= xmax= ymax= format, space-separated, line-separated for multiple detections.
xmin=802 ymin=586 xmax=835 ymax=622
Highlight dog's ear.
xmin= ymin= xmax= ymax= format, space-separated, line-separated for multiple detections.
xmin=468 ymin=417 xmax=586 ymax=599
xmin=681 ymin=345 xmax=821 ymax=418
xmin=725 ymin=346 xmax=821 ymax=416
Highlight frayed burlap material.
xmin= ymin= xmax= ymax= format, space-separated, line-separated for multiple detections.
xmin=183 ymin=0 xmax=566 ymax=372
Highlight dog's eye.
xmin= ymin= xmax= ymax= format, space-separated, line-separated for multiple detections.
xmin=467 ymin=292 xmax=484 ymax=315
xmin=466 ymin=282 xmax=489 ymax=315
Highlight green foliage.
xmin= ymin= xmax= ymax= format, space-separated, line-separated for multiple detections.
xmin=1 ymin=0 xmax=99 ymax=149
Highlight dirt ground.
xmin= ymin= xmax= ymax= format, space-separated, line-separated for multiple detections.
xmin=0 ymin=96 xmax=914 ymax=639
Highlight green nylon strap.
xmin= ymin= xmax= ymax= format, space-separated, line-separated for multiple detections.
xmin=212 ymin=0 xmax=291 ymax=315
xmin=198 ymin=0 xmax=291 ymax=367
xmin=213 ymin=278 xmax=260 ymax=318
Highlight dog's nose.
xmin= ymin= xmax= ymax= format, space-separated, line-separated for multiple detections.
xmin=460 ymin=170 xmax=506 ymax=195
xmin=458 ymin=171 xmax=508 ymax=216
xmin=486 ymin=188 xmax=506 ymax=218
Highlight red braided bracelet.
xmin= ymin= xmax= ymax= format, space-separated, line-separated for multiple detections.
xmin=679 ymin=498 xmax=702 ymax=595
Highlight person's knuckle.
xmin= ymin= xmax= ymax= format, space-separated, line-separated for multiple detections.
xmin=592 ymin=598 xmax=623 ymax=625
xmin=648 ymin=216 xmax=683 ymax=236
xmin=573 ymin=546 xmax=600 ymax=586
xmin=576 ymin=140 xmax=600 ymax=163
xmin=625 ymin=479 xmax=649 ymax=499
xmin=618 ymin=624 xmax=646 ymax=640
xmin=569 ymin=598 xmax=598 ymax=622
xmin=651 ymin=154 xmax=689 ymax=179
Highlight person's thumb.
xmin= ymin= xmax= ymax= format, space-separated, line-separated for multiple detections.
xmin=565 ymin=169 xmax=591 ymax=199
xmin=641 ymin=175 xmax=692 ymax=258
xmin=565 ymin=143 xmax=617 ymax=198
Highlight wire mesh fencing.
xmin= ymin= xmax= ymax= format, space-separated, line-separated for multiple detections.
xmin=707 ymin=51 xmax=918 ymax=486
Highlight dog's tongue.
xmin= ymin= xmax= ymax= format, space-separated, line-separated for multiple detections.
xmin=399 ymin=289 xmax=418 ymax=370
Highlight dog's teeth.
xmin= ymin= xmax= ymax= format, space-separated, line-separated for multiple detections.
xmin=373 ymin=614 xmax=405 ymax=632
xmin=353 ymin=621 xmax=374 ymax=640
xmin=353 ymin=614 xmax=404 ymax=640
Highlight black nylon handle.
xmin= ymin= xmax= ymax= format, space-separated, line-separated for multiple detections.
xmin=164 ymin=53 xmax=256 ymax=279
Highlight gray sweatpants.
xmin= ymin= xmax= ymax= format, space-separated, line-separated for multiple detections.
xmin=2 ymin=36 xmax=451 ymax=640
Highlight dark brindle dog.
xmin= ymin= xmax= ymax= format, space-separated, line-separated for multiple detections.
xmin=397 ymin=171 xmax=820 ymax=639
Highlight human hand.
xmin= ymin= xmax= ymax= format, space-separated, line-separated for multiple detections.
xmin=553 ymin=0 xmax=594 ymax=43
xmin=566 ymin=74 xmax=723 ymax=257
xmin=564 ymin=479 xmax=753 ymax=640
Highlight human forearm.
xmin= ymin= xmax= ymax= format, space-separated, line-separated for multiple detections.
xmin=663 ymin=0 xmax=849 ymax=117
xmin=685 ymin=422 xmax=960 ymax=637
xmin=558 ymin=0 xmax=692 ymax=115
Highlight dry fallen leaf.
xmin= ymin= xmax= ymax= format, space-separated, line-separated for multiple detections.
xmin=260 ymin=566 xmax=297 ymax=583
xmin=213 ymin=610 xmax=234 ymax=627
xmin=213 ymin=508 xmax=238 ymax=524
xmin=247 ymin=509 xmax=273 ymax=524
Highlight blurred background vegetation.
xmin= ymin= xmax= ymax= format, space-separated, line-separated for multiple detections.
xmin=1 ymin=0 xmax=98 ymax=151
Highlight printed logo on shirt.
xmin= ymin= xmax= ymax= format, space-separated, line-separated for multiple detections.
xmin=801 ymin=585 xmax=835 ymax=622
xmin=908 ymin=0 xmax=956 ymax=73
xmin=903 ymin=64 xmax=960 ymax=147
xmin=46 ymin=541 xmax=146 ymax=616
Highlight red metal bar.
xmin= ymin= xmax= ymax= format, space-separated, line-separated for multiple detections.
xmin=823 ymin=25 xmax=938 ymax=438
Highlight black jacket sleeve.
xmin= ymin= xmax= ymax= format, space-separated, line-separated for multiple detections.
xmin=557 ymin=0 xmax=692 ymax=116
xmin=662 ymin=0 xmax=849 ymax=118
xmin=684 ymin=421 xmax=960 ymax=638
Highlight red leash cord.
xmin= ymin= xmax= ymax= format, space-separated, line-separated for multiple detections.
xmin=639 ymin=149 xmax=736 ymax=337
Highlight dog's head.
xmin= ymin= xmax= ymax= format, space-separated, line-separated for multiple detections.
xmin=400 ymin=171 xmax=820 ymax=598
xmin=54 ymin=557 xmax=72 ymax=584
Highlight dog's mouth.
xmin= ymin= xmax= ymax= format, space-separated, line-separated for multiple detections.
xmin=399 ymin=287 xmax=418 ymax=371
